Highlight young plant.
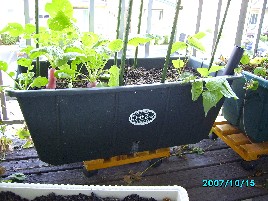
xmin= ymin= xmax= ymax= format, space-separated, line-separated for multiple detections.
xmin=73 ymin=32 xmax=123 ymax=87
xmin=0 ymin=123 xmax=12 ymax=160
xmin=16 ymin=124 xmax=33 ymax=149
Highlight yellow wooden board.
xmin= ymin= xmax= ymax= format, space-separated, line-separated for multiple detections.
xmin=213 ymin=118 xmax=268 ymax=161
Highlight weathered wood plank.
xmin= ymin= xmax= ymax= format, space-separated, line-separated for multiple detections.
xmin=2 ymin=148 xmax=241 ymax=177
xmin=3 ymin=138 xmax=228 ymax=161
xmin=251 ymin=194 xmax=268 ymax=201
xmin=22 ymin=161 xmax=268 ymax=201
xmin=3 ymin=148 xmax=38 ymax=161
xmin=187 ymin=186 xmax=268 ymax=201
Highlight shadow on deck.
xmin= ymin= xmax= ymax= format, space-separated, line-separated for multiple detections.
xmin=1 ymin=137 xmax=268 ymax=201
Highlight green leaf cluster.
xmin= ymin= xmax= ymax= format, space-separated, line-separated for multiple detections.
xmin=197 ymin=65 xmax=224 ymax=77
xmin=191 ymin=78 xmax=238 ymax=116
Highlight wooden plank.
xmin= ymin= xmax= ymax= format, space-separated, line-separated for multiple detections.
xmin=2 ymin=148 xmax=242 ymax=177
xmin=3 ymin=148 xmax=38 ymax=161
xmin=251 ymin=194 xmax=268 ymax=201
xmin=187 ymin=185 xmax=268 ymax=201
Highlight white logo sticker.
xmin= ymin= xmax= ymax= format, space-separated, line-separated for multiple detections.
xmin=129 ymin=109 xmax=156 ymax=125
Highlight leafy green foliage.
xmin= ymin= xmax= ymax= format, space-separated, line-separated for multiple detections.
xmin=31 ymin=77 xmax=48 ymax=88
xmin=47 ymin=11 xmax=72 ymax=31
xmin=170 ymin=31 xmax=207 ymax=54
xmin=0 ymin=23 xmax=24 ymax=37
xmin=191 ymin=81 xmax=203 ymax=101
xmin=254 ymin=67 xmax=267 ymax=77
xmin=0 ymin=61 xmax=8 ymax=72
xmin=128 ymin=37 xmax=151 ymax=47
xmin=192 ymin=78 xmax=238 ymax=116
xmin=187 ymin=36 xmax=206 ymax=52
xmin=197 ymin=65 xmax=223 ymax=77
xmin=108 ymin=39 xmax=123 ymax=52
xmin=240 ymin=53 xmax=250 ymax=65
xmin=171 ymin=42 xmax=187 ymax=54
xmin=45 ymin=0 xmax=74 ymax=19
xmin=172 ymin=59 xmax=185 ymax=69
xmin=108 ymin=65 xmax=120 ymax=87
xmin=7 ymin=173 xmax=27 ymax=183
xmin=16 ymin=126 xmax=33 ymax=149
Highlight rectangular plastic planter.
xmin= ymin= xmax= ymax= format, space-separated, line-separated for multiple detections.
xmin=0 ymin=183 xmax=189 ymax=201
xmin=223 ymin=71 xmax=268 ymax=142
xmin=8 ymin=57 xmax=225 ymax=165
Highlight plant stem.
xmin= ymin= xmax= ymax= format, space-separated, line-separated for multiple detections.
xmin=114 ymin=0 xmax=123 ymax=66
xmin=119 ymin=0 xmax=133 ymax=86
xmin=161 ymin=0 xmax=182 ymax=83
xmin=35 ymin=0 xmax=40 ymax=76
xmin=134 ymin=0 xmax=144 ymax=68
xmin=208 ymin=0 xmax=232 ymax=70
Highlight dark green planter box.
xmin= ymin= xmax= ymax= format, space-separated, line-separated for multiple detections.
xmin=223 ymin=71 xmax=268 ymax=142
xmin=10 ymin=57 xmax=227 ymax=165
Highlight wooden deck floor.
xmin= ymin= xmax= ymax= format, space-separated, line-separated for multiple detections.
xmin=1 ymin=137 xmax=268 ymax=201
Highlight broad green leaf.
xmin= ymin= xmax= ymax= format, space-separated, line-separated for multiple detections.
xmin=172 ymin=59 xmax=184 ymax=69
xmin=81 ymin=32 xmax=99 ymax=47
xmin=221 ymin=80 xmax=238 ymax=99
xmin=191 ymin=81 xmax=203 ymax=101
xmin=24 ymin=24 xmax=36 ymax=34
xmin=45 ymin=0 xmax=73 ymax=18
xmin=171 ymin=42 xmax=187 ymax=54
xmin=0 ymin=23 xmax=24 ymax=37
xmin=187 ymin=37 xmax=206 ymax=52
xmin=108 ymin=39 xmax=123 ymax=52
xmin=197 ymin=68 xmax=209 ymax=77
xmin=17 ymin=58 xmax=32 ymax=68
xmin=205 ymin=78 xmax=225 ymax=91
xmin=30 ymin=77 xmax=48 ymax=88
xmin=202 ymin=90 xmax=223 ymax=116
xmin=128 ymin=37 xmax=151 ymax=47
xmin=16 ymin=128 xmax=30 ymax=139
xmin=240 ymin=54 xmax=250 ymax=65
xmin=8 ymin=72 xmax=15 ymax=78
xmin=47 ymin=11 xmax=72 ymax=31
xmin=209 ymin=65 xmax=224 ymax=73
xmin=254 ymin=67 xmax=266 ymax=76
xmin=55 ymin=52 xmax=84 ymax=67
xmin=0 ymin=61 xmax=8 ymax=72
xmin=23 ymin=140 xmax=34 ymax=149
xmin=192 ymin=32 xmax=206 ymax=39
xmin=108 ymin=65 xmax=119 ymax=87
xmin=20 ymin=46 xmax=34 ymax=55
xmin=64 ymin=46 xmax=84 ymax=54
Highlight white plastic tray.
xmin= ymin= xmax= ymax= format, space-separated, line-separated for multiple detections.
xmin=0 ymin=183 xmax=189 ymax=201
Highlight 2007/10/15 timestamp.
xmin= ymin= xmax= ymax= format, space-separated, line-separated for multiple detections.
xmin=203 ymin=179 xmax=255 ymax=187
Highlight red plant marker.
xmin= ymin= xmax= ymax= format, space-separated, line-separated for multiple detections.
xmin=46 ymin=68 xmax=57 ymax=89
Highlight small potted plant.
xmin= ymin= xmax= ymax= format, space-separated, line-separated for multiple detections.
xmin=223 ymin=54 xmax=268 ymax=142
xmin=0 ymin=0 xmax=239 ymax=166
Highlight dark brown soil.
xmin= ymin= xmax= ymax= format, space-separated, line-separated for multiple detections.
xmin=0 ymin=191 xmax=158 ymax=201
xmin=55 ymin=66 xmax=198 ymax=89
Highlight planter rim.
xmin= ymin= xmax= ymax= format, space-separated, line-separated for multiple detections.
xmin=242 ymin=71 xmax=268 ymax=89
xmin=0 ymin=183 xmax=189 ymax=201
xmin=6 ymin=75 xmax=240 ymax=97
